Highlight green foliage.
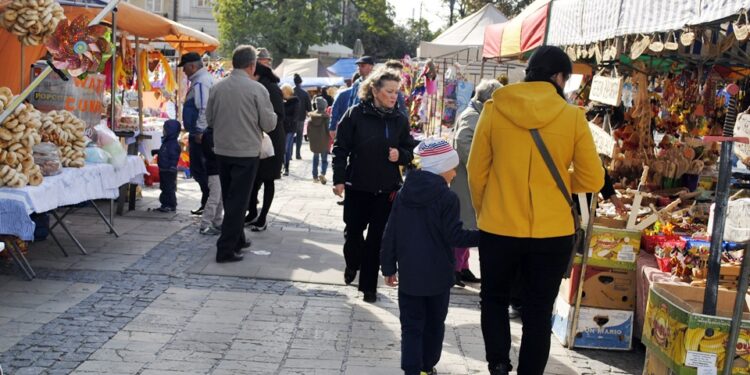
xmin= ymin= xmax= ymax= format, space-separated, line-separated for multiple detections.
xmin=214 ymin=0 xmax=340 ymax=60
xmin=443 ymin=0 xmax=534 ymax=25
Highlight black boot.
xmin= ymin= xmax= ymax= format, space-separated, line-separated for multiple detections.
xmin=454 ymin=272 xmax=466 ymax=288
xmin=489 ymin=363 xmax=511 ymax=375
xmin=461 ymin=269 xmax=481 ymax=283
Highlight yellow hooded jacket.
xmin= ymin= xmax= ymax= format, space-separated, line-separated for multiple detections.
xmin=467 ymin=82 xmax=604 ymax=238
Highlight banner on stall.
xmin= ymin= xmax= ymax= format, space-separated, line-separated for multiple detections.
xmin=589 ymin=122 xmax=616 ymax=157
xmin=589 ymin=75 xmax=623 ymax=107
xmin=29 ymin=73 xmax=106 ymax=138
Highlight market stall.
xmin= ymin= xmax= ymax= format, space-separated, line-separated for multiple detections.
xmin=0 ymin=0 xmax=217 ymax=279
xmin=537 ymin=1 xmax=750 ymax=372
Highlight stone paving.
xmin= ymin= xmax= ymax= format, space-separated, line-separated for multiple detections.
xmin=0 ymin=146 xmax=644 ymax=374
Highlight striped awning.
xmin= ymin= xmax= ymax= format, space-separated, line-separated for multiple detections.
xmin=482 ymin=0 xmax=551 ymax=59
xmin=547 ymin=0 xmax=750 ymax=47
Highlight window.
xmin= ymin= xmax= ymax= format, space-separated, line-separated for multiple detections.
xmin=145 ymin=0 xmax=162 ymax=13
xmin=194 ymin=0 xmax=211 ymax=7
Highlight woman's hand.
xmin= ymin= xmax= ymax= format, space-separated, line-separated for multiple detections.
xmin=388 ymin=147 xmax=399 ymax=162
xmin=384 ymin=275 xmax=399 ymax=287
xmin=610 ymin=195 xmax=627 ymax=215
xmin=333 ymin=184 xmax=345 ymax=197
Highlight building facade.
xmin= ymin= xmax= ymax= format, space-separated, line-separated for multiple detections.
xmin=125 ymin=0 xmax=219 ymax=39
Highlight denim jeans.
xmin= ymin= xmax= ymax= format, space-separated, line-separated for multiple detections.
xmin=312 ymin=152 xmax=328 ymax=178
xmin=284 ymin=132 xmax=295 ymax=170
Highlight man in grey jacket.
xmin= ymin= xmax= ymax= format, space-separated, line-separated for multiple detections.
xmin=206 ymin=45 xmax=277 ymax=263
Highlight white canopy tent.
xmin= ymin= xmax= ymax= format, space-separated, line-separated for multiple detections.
xmin=417 ymin=3 xmax=508 ymax=61
xmin=273 ymin=58 xmax=328 ymax=78
xmin=307 ymin=43 xmax=354 ymax=58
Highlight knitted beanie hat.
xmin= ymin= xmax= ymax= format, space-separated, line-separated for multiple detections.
xmin=414 ymin=138 xmax=459 ymax=175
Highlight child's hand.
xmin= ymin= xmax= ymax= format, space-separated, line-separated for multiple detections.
xmin=384 ymin=275 xmax=398 ymax=287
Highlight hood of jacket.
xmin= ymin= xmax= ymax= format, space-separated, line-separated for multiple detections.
xmin=491 ymin=81 xmax=568 ymax=130
xmin=255 ymin=63 xmax=280 ymax=84
xmin=163 ymin=119 xmax=181 ymax=140
xmin=399 ymin=170 xmax=448 ymax=208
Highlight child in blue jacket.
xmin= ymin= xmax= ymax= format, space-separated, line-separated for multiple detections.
xmin=381 ymin=138 xmax=480 ymax=375
xmin=156 ymin=120 xmax=181 ymax=212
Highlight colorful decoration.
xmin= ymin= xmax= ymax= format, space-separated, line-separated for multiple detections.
xmin=45 ymin=15 xmax=113 ymax=79
xmin=137 ymin=50 xmax=152 ymax=92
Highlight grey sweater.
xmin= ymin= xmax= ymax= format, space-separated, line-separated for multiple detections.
xmin=206 ymin=69 xmax=277 ymax=158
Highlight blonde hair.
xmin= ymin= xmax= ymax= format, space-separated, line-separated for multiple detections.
xmin=281 ymin=83 xmax=294 ymax=99
xmin=358 ymin=68 xmax=402 ymax=102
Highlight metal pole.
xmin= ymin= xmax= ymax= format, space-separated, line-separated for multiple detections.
xmin=20 ymin=42 xmax=24 ymax=91
xmin=723 ymin=241 xmax=750 ymax=375
xmin=703 ymin=85 xmax=739 ymax=315
xmin=110 ymin=6 xmax=118 ymax=131
xmin=136 ymin=36 xmax=143 ymax=134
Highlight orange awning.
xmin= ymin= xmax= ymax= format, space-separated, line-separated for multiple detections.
xmin=0 ymin=2 xmax=218 ymax=92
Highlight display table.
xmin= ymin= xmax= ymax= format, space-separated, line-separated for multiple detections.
xmin=0 ymin=156 xmax=147 ymax=279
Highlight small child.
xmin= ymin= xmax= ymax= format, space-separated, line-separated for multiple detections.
xmin=381 ymin=138 xmax=480 ymax=375
xmin=199 ymin=127 xmax=222 ymax=235
xmin=156 ymin=120 xmax=182 ymax=212
xmin=308 ymin=96 xmax=331 ymax=184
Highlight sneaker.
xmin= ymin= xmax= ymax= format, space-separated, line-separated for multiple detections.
xmin=244 ymin=214 xmax=258 ymax=227
xmin=283 ymin=170 xmax=290 ymax=176
xmin=155 ymin=206 xmax=175 ymax=213
xmin=312 ymin=177 xmax=319 ymax=183
xmin=461 ymin=269 xmax=481 ymax=283
xmin=489 ymin=364 xmax=512 ymax=375
xmin=420 ymin=368 xmax=437 ymax=375
xmin=319 ymin=175 xmax=327 ymax=185
xmin=454 ymin=272 xmax=466 ymax=288
xmin=200 ymin=226 xmax=221 ymax=235
xmin=190 ymin=207 xmax=204 ymax=215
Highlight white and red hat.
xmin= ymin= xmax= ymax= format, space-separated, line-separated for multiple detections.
xmin=414 ymin=138 xmax=459 ymax=175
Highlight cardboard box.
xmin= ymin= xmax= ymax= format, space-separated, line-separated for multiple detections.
xmin=642 ymin=283 xmax=750 ymax=374
xmin=560 ymin=262 xmax=636 ymax=310
xmin=552 ymin=296 xmax=634 ymax=350
xmin=643 ymin=349 xmax=672 ymax=375
xmin=587 ymin=226 xmax=642 ymax=270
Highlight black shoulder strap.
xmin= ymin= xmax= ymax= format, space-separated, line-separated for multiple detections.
xmin=530 ymin=129 xmax=581 ymax=230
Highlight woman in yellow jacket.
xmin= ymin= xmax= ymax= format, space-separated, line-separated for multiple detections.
xmin=467 ymin=46 xmax=604 ymax=375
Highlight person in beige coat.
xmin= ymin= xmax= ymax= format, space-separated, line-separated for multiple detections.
xmin=450 ymin=79 xmax=502 ymax=287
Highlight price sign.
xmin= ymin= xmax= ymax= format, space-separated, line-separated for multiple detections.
xmin=735 ymin=113 xmax=750 ymax=160
xmin=589 ymin=122 xmax=616 ymax=157
xmin=589 ymin=75 xmax=623 ymax=106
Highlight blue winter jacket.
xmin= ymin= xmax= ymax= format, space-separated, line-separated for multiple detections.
xmin=330 ymin=87 xmax=353 ymax=132
xmin=158 ymin=120 xmax=181 ymax=172
xmin=381 ymin=170 xmax=479 ymax=296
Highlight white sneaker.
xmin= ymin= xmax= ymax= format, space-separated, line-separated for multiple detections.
xmin=200 ymin=226 xmax=221 ymax=235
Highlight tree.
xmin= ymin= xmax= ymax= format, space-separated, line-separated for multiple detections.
xmin=443 ymin=0 xmax=534 ymax=24
xmin=214 ymin=0 xmax=340 ymax=60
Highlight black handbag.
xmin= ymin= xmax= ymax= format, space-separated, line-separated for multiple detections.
xmin=530 ymin=129 xmax=586 ymax=278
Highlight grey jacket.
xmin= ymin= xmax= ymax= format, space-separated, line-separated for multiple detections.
xmin=185 ymin=67 xmax=214 ymax=134
xmin=206 ymin=69 xmax=277 ymax=158
xmin=450 ymin=100 xmax=482 ymax=229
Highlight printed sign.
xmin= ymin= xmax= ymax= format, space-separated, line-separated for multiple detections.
xmin=685 ymin=351 xmax=717 ymax=368
xmin=589 ymin=75 xmax=623 ymax=106
xmin=29 ymin=73 xmax=106 ymax=139
xmin=589 ymin=122 xmax=616 ymax=157
xmin=735 ymin=113 xmax=750 ymax=160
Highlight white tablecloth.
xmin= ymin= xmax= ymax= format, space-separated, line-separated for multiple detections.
xmin=0 ymin=155 xmax=146 ymax=215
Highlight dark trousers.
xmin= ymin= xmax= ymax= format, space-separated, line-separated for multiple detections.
xmin=343 ymin=189 xmax=393 ymax=293
xmin=189 ymin=135 xmax=210 ymax=208
xmin=399 ymin=290 xmax=450 ymax=375
xmin=479 ymin=232 xmax=573 ymax=375
xmin=294 ymin=121 xmax=304 ymax=158
xmin=216 ymin=155 xmax=259 ymax=260
xmin=248 ymin=179 xmax=275 ymax=225
xmin=158 ymin=170 xmax=177 ymax=209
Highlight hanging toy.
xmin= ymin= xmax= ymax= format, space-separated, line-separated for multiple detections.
xmin=45 ymin=14 xmax=113 ymax=79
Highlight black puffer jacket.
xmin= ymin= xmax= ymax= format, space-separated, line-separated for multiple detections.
xmin=255 ymin=63 xmax=285 ymax=181
xmin=332 ymin=100 xmax=415 ymax=193
xmin=283 ymin=97 xmax=299 ymax=133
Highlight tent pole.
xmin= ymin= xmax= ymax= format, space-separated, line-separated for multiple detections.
xmin=480 ymin=58 xmax=485 ymax=78
xmin=439 ymin=59 xmax=446 ymax=137
xmin=136 ymin=36 xmax=143 ymax=135
xmin=110 ymin=6 xmax=118 ymax=131
xmin=176 ymin=43 xmax=182 ymax=121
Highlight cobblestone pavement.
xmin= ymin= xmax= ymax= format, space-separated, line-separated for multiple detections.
xmin=0 ymin=146 xmax=644 ymax=374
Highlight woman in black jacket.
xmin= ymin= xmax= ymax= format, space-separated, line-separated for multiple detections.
xmin=332 ymin=68 xmax=415 ymax=303
xmin=245 ymin=63 xmax=286 ymax=230
xmin=281 ymin=84 xmax=299 ymax=176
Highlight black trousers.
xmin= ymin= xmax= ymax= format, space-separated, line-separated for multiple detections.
xmin=189 ymin=135 xmax=210 ymax=208
xmin=399 ymin=290 xmax=450 ymax=375
xmin=216 ymin=155 xmax=258 ymax=260
xmin=294 ymin=121 xmax=304 ymax=158
xmin=479 ymin=232 xmax=573 ymax=375
xmin=248 ymin=179 xmax=275 ymax=225
xmin=158 ymin=170 xmax=177 ymax=209
xmin=343 ymin=188 xmax=393 ymax=293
